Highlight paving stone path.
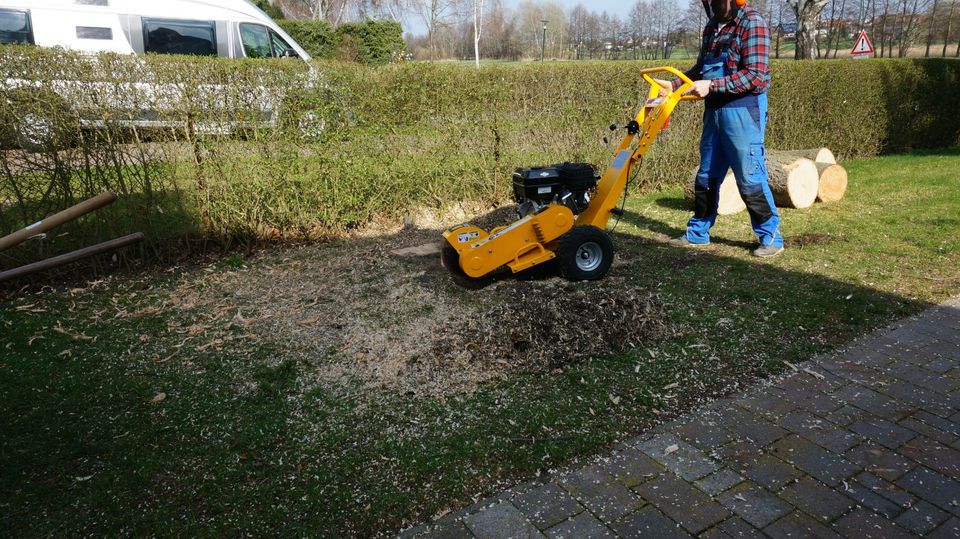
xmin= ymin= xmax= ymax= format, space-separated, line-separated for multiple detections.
xmin=398 ymin=298 xmax=960 ymax=538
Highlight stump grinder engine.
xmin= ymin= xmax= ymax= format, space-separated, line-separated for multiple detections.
xmin=441 ymin=67 xmax=696 ymax=282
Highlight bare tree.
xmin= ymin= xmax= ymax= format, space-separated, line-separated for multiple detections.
xmin=944 ymin=0 xmax=958 ymax=55
xmin=567 ymin=4 xmax=591 ymax=59
xmin=681 ymin=0 xmax=707 ymax=55
xmin=472 ymin=0 xmax=484 ymax=67
xmin=414 ymin=0 xmax=457 ymax=59
xmin=787 ymin=0 xmax=830 ymax=58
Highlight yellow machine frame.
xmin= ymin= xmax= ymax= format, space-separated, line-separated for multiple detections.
xmin=443 ymin=66 xmax=696 ymax=280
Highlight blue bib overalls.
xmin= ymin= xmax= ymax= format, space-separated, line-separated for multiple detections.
xmin=684 ymin=51 xmax=784 ymax=247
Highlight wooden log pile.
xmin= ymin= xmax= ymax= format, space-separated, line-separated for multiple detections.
xmin=683 ymin=147 xmax=848 ymax=214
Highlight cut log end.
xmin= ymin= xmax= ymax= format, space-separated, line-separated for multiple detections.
xmin=768 ymin=157 xmax=819 ymax=209
xmin=717 ymin=171 xmax=746 ymax=215
xmin=816 ymin=163 xmax=848 ymax=202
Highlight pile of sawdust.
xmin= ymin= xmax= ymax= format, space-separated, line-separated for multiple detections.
xmin=164 ymin=206 xmax=668 ymax=396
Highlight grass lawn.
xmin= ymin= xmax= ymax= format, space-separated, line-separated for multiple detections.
xmin=1 ymin=148 xmax=958 ymax=536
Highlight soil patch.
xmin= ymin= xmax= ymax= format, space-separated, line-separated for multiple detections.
xmin=165 ymin=206 xmax=669 ymax=397
xmin=785 ymin=232 xmax=835 ymax=248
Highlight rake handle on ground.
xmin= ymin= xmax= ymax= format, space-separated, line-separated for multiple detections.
xmin=0 ymin=192 xmax=117 ymax=253
xmin=0 ymin=232 xmax=144 ymax=283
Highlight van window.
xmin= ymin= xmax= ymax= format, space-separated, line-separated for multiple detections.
xmin=143 ymin=19 xmax=216 ymax=56
xmin=0 ymin=9 xmax=32 ymax=45
xmin=269 ymin=29 xmax=297 ymax=57
xmin=76 ymin=26 xmax=113 ymax=40
xmin=240 ymin=24 xmax=298 ymax=58
xmin=239 ymin=23 xmax=271 ymax=58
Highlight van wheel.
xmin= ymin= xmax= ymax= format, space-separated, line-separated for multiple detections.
xmin=1 ymin=90 xmax=80 ymax=152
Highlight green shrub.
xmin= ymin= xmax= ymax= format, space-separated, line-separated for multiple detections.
xmin=0 ymin=46 xmax=957 ymax=273
xmin=277 ymin=19 xmax=336 ymax=59
xmin=335 ymin=20 xmax=405 ymax=64
xmin=278 ymin=19 xmax=404 ymax=64
xmin=252 ymin=0 xmax=284 ymax=20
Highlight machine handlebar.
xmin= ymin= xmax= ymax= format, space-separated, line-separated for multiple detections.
xmin=639 ymin=66 xmax=700 ymax=101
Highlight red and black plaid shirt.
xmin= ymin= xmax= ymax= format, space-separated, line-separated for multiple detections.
xmin=673 ymin=5 xmax=771 ymax=95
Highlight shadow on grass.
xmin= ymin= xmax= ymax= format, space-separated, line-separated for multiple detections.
xmin=619 ymin=205 xmax=757 ymax=250
xmin=653 ymin=196 xmax=689 ymax=211
xmin=0 ymin=202 xmax=936 ymax=537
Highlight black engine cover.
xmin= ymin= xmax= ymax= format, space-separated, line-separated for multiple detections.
xmin=512 ymin=162 xmax=598 ymax=202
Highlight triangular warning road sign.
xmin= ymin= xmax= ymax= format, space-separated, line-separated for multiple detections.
xmin=851 ymin=31 xmax=874 ymax=55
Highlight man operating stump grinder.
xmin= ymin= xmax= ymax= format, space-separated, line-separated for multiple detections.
xmin=654 ymin=0 xmax=785 ymax=257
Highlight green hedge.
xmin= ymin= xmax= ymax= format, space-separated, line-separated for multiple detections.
xmin=0 ymin=47 xmax=958 ymax=273
xmin=277 ymin=19 xmax=337 ymax=60
xmin=277 ymin=19 xmax=404 ymax=64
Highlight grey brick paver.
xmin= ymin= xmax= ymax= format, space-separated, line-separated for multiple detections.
xmin=675 ymin=419 xmax=734 ymax=450
xmin=779 ymin=411 xmax=861 ymax=453
xmin=600 ymin=447 xmax=662 ymax=488
xmin=823 ymin=404 xmax=868 ymax=427
xmin=778 ymin=382 xmax=844 ymax=415
xmin=764 ymin=511 xmax=842 ymax=538
xmin=609 ymin=505 xmax=692 ymax=538
xmin=543 ymin=512 xmax=613 ymax=539
xmin=718 ymin=407 xmax=789 ymax=446
xmin=843 ymin=441 xmax=915 ymax=481
xmin=636 ymin=433 xmax=720 ymax=481
xmin=695 ymin=468 xmax=744 ymax=496
xmin=406 ymin=298 xmax=960 ymax=539
xmin=735 ymin=388 xmax=798 ymax=420
xmin=882 ymin=379 xmax=956 ymax=418
xmin=896 ymin=467 xmax=960 ymax=516
xmin=559 ymin=465 xmax=643 ymax=523
xmin=769 ymin=435 xmax=860 ymax=487
xmin=633 ymin=474 xmax=729 ymax=534
xmin=899 ymin=436 xmax=960 ymax=479
xmin=831 ymin=508 xmax=915 ymax=539
xmin=779 ymin=476 xmax=854 ymax=522
xmin=855 ymin=470 xmax=917 ymax=508
xmin=915 ymin=409 xmax=960 ymax=438
xmin=883 ymin=362 xmax=960 ymax=395
xmin=512 ymin=483 xmax=584 ymax=530
xmin=832 ymin=384 xmax=914 ymax=422
xmin=898 ymin=414 xmax=959 ymax=446
xmin=462 ymin=502 xmax=544 ymax=539
xmin=893 ymin=499 xmax=950 ymax=535
xmin=716 ymin=482 xmax=792 ymax=529
xmin=849 ymin=417 xmax=917 ymax=450
xmin=925 ymin=355 xmax=957 ymax=374
xmin=843 ymin=476 xmax=907 ymax=519
xmin=712 ymin=516 xmax=766 ymax=538
xmin=712 ymin=441 xmax=804 ymax=491
xmin=928 ymin=517 xmax=960 ymax=538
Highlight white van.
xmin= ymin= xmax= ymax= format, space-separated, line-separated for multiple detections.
xmin=0 ymin=0 xmax=319 ymax=149
xmin=0 ymin=0 xmax=311 ymax=60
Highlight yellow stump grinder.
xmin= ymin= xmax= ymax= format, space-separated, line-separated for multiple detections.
xmin=441 ymin=66 xmax=696 ymax=283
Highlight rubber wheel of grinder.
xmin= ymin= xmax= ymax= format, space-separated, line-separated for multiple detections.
xmin=556 ymin=225 xmax=614 ymax=281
